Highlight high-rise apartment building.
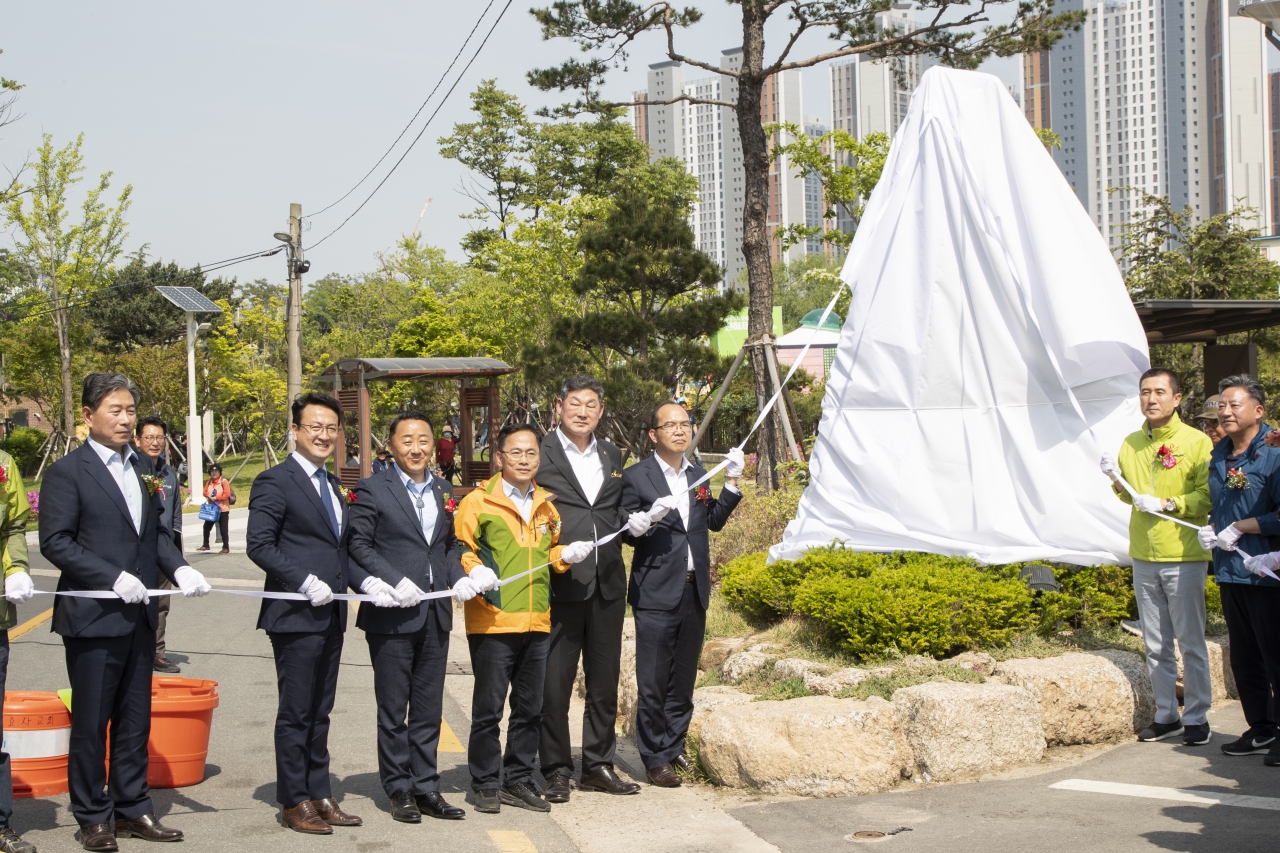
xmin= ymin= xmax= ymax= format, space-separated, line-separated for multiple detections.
xmin=1024 ymin=0 xmax=1272 ymax=247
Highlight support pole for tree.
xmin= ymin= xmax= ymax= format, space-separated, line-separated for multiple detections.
xmin=762 ymin=338 xmax=799 ymax=462
xmin=688 ymin=346 xmax=747 ymax=461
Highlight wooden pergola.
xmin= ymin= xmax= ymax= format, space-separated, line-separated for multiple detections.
xmin=1133 ymin=299 xmax=1280 ymax=393
xmin=318 ymin=357 xmax=516 ymax=492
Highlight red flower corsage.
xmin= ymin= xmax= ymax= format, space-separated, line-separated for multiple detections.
xmin=0 ymin=465 xmax=9 ymax=485
xmin=1227 ymin=468 xmax=1250 ymax=490
xmin=1155 ymin=444 xmax=1179 ymax=469
xmin=695 ymin=485 xmax=713 ymax=506
xmin=338 ymin=486 xmax=358 ymax=504
xmin=444 ymin=497 xmax=458 ymax=514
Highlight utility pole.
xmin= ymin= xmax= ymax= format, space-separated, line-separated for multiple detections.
xmin=285 ymin=202 xmax=303 ymax=452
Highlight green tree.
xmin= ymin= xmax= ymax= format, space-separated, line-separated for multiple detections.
xmin=4 ymin=134 xmax=132 ymax=442
xmin=206 ymin=286 xmax=289 ymax=464
xmin=529 ymin=0 xmax=1082 ymax=491
xmin=81 ymin=253 xmax=235 ymax=351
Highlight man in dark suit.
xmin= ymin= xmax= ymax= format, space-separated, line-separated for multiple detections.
xmin=538 ymin=376 xmax=650 ymax=802
xmin=247 ymin=392 xmax=384 ymax=835
xmin=40 ymin=373 xmax=212 ymax=851
xmin=347 ymin=412 xmax=469 ymax=823
xmin=622 ymin=402 xmax=743 ymax=788
xmin=135 ymin=416 xmax=184 ymax=673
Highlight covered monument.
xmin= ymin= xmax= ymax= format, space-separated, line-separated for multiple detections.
xmin=769 ymin=67 xmax=1150 ymax=566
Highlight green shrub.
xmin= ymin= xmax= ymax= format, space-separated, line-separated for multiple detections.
xmin=1037 ymin=564 xmax=1137 ymax=631
xmin=709 ymin=484 xmax=802 ymax=568
xmin=1 ymin=427 xmax=46 ymax=479
xmin=719 ymin=552 xmax=800 ymax=623
xmin=1205 ymin=579 xmax=1222 ymax=619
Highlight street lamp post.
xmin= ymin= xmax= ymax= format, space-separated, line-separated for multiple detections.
xmin=155 ymin=287 xmax=222 ymax=506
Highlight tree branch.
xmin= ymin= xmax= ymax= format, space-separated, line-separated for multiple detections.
xmin=664 ymin=14 xmax=736 ymax=78
xmin=615 ymin=93 xmax=736 ymax=110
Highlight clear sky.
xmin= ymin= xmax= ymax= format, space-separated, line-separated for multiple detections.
xmin=0 ymin=1 xmax=1018 ymax=286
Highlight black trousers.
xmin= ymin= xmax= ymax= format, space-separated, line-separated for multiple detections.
xmin=1220 ymin=583 xmax=1280 ymax=728
xmin=367 ymin=609 xmax=450 ymax=797
xmin=633 ymin=579 xmax=706 ymax=770
xmin=540 ymin=592 xmax=626 ymax=777
xmin=202 ymin=515 xmax=229 ymax=548
xmin=268 ymin=615 xmax=343 ymax=808
xmin=63 ymin=620 xmax=155 ymax=826
xmin=0 ymin=633 xmax=13 ymax=828
xmin=467 ymin=632 xmax=549 ymax=792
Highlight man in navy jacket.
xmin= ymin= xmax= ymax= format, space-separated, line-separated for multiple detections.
xmin=247 ymin=392 xmax=379 ymax=834
xmin=347 ymin=412 xmax=468 ymax=823
xmin=622 ymin=402 xmax=743 ymax=787
xmin=40 ymin=374 xmax=211 ymax=851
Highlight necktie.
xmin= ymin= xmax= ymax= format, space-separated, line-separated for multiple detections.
xmin=315 ymin=470 xmax=340 ymax=539
xmin=411 ymin=485 xmax=435 ymax=590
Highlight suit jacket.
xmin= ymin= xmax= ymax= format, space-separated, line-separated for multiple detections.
xmin=246 ymin=455 xmax=356 ymax=634
xmin=153 ymin=458 xmax=182 ymax=538
xmin=347 ymin=466 xmax=465 ymax=634
xmin=621 ymin=454 xmax=741 ymax=611
xmin=536 ymin=431 xmax=627 ymax=602
xmin=39 ymin=443 xmax=185 ymax=639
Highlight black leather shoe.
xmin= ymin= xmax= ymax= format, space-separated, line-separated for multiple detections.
xmin=578 ymin=765 xmax=640 ymax=795
xmin=474 ymin=790 xmax=501 ymax=814
xmin=500 ymin=782 xmax=551 ymax=812
xmin=416 ymin=792 xmax=465 ymax=820
xmin=113 ymin=814 xmax=183 ymax=842
xmin=672 ymin=755 xmax=692 ymax=773
xmin=77 ymin=825 xmax=117 ymax=853
xmin=389 ymin=791 xmax=421 ymax=823
xmin=544 ymin=772 xmax=571 ymax=804
xmin=646 ymin=764 xmax=681 ymax=788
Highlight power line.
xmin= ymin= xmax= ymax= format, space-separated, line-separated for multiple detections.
xmin=307 ymin=0 xmax=514 ymax=252
xmin=306 ymin=0 xmax=499 ymax=219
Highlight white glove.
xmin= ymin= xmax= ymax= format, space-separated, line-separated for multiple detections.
xmin=113 ymin=572 xmax=148 ymax=604
xmin=725 ymin=447 xmax=745 ymax=479
xmin=647 ymin=494 xmax=680 ymax=523
xmin=1099 ymin=452 xmax=1122 ymax=481
xmin=393 ymin=577 xmax=424 ymax=607
xmin=1197 ymin=525 xmax=1217 ymax=551
xmin=173 ymin=566 xmax=211 ymax=597
xmin=360 ymin=577 xmax=398 ymax=607
xmin=1244 ymin=552 xmax=1280 ymax=578
xmin=305 ymin=577 xmax=334 ymax=607
xmin=560 ymin=540 xmax=594 ymax=565
xmin=3 ymin=573 xmax=33 ymax=604
xmin=1216 ymin=524 xmax=1244 ymax=552
xmin=452 ymin=576 xmax=480 ymax=602
xmin=627 ymin=511 xmax=653 ymax=537
xmin=468 ymin=565 xmax=500 ymax=592
xmin=1133 ymin=495 xmax=1166 ymax=514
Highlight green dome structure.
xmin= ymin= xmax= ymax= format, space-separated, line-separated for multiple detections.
xmin=799 ymin=308 xmax=843 ymax=331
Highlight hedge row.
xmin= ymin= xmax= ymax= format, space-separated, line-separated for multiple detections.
xmin=719 ymin=548 xmax=1156 ymax=659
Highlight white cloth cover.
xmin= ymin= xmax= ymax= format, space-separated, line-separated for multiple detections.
xmin=769 ymin=67 xmax=1149 ymax=567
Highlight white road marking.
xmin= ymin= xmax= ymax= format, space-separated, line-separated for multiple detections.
xmin=1051 ymin=778 xmax=1280 ymax=811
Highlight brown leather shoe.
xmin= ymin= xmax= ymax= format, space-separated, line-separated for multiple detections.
xmin=646 ymin=764 xmax=681 ymax=788
xmin=544 ymin=771 xmax=571 ymax=804
xmin=579 ymin=764 xmax=641 ymax=795
xmin=281 ymin=801 xmax=332 ymax=835
xmin=114 ymin=814 xmax=183 ymax=842
xmin=77 ymin=824 xmax=118 ymax=852
xmin=312 ymin=798 xmax=362 ymax=826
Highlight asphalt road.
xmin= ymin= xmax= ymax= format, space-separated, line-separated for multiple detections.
xmin=9 ymin=546 xmax=1280 ymax=853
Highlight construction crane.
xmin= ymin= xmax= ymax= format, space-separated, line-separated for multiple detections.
xmin=410 ymin=198 xmax=433 ymax=237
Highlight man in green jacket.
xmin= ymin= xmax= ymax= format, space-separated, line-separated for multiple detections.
xmin=0 ymin=448 xmax=37 ymax=853
xmin=1101 ymin=367 xmax=1213 ymax=746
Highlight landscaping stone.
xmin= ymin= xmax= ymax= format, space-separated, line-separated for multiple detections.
xmin=687 ymin=686 xmax=754 ymax=741
xmin=901 ymin=655 xmax=934 ymax=671
xmin=950 ymin=651 xmax=997 ymax=676
xmin=1206 ymin=635 xmax=1236 ymax=701
xmin=1091 ymin=648 xmax=1156 ymax=734
xmin=700 ymin=637 xmax=748 ymax=670
xmin=698 ymin=696 xmax=912 ymax=797
xmin=892 ymin=681 xmax=1044 ymax=780
xmin=617 ymin=620 xmax=638 ymax=736
xmin=803 ymin=667 xmax=873 ymax=696
xmin=722 ymin=649 xmax=769 ymax=682
xmin=773 ymin=658 xmax=830 ymax=680
xmin=991 ymin=651 xmax=1157 ymax=745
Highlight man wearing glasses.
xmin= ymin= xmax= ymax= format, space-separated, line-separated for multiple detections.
xmin=134 ymin=417 xmax=184 ymax=674
xmin=246 ymin=392 xmax=370 ymax=834
xmin=538 ymin=376 xmax=653 ymax=802
xmin=622 ymin=402 xmax=744 ymax=787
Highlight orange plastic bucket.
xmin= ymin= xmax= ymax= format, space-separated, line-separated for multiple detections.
xmin=147 ymin=677 xmax=219 ymax=788
xmin=4 ymin=692 xmax=71 ymax=798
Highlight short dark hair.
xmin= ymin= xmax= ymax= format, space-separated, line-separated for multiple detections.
xmin=497 ymin=422 xmax=538 ymax=451
xmin=208 ymin=463 xmax=222 ymax=475
xmin=559 ymin=374 xmax=604 ymax=403
xmin=1139 ymin=367 xmax=1181 ymax=395
xmin=82 ymin=373 xmax=140 ymax=412
xmin=291 ymin=392 xmax=342 ymax=426
xmin=650 ymin=400 xmax=689 ymax=429
xmin=388 ymin=411 xmax=433 ymax=439
xmin=1219 ymin=373 xmax=1266 ymax=407
xmin=136 ymin=416 xmax=168 ymax=436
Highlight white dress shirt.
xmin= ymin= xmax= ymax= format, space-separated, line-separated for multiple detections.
xmin=88 ymin=438 xmax=143 ymax=532
xmin=291 ymin=451 xmax=342 ymax=594
xmin=502 ymin=477 xmax=536 ymax=524
xmin=556 ymin=427 xmax=604 ymax=504
xmin=395 ymin=462 xmax=438 ymax=588
xmin=655 ymin=453 xmax=696 ymax=572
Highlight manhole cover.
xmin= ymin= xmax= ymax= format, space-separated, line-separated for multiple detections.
xmin=845 ymin=831 xmax=889 ymax=843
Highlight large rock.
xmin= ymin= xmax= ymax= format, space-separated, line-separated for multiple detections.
xmin=687 ymin=686 xmax=753 ymax=741
xmin=804 ymin=667 xmax=874 ymax=696
xmin=722 ymin=650 xmax=769 ymax=682
xmin=1091 ymin=649 xmax=1155 ymax=733
xmin=700 ymin=637 xmax=748 ymax=669
xmin=1206 ymin=636 xmax=1236 ymax=701
xmin=950 ymin=651 xmax=997 ymax=676
xmin=699 ymin=696 xmax=912 ymax=797
xmin=893 ymin=682 xmax=1044 ymax=780
xmin=617 ymin=619 xmax=638 ymax=736
xmin=991 ymin=651 xmax=1156 ymax=745
xmin=773 ymin=658 xmax=830 ymax=680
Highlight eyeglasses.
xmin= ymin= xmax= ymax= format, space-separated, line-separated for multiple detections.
xmin=655 ymin=420 xmax=695 ymax=434
xmin=298 ymin=423 xmax=340 ymax=437
xmin=138 ymin=434 xmax=166 ymax=443
xmin=500 ymin=449 xmax=539 ymax=461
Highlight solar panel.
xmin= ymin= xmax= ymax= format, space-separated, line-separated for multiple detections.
xmin=154 ymin=286 xmax=223 ymax=314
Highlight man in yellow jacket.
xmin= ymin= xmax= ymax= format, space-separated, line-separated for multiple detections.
xmin=1101 ymin=367 xmax=1213 ymax=746
xmin=453 ymin=423 xmax=594 ymax=815
xmin=0 ymin=450 xmax=36 ymax=853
